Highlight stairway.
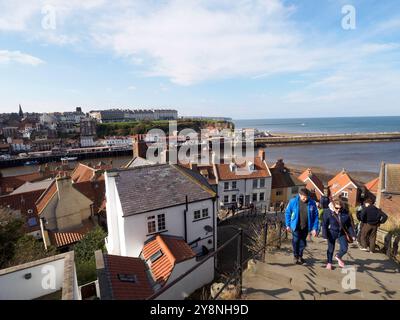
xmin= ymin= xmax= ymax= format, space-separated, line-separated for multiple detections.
xmin=242 ymin=238 xmax=400 ymax=300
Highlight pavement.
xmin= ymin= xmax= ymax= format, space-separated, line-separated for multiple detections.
xmin=242 ymin=237 xmax=400 ymax=300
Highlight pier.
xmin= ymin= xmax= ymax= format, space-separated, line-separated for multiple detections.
xmin=255 ymin=132 xmax=400 ymax=146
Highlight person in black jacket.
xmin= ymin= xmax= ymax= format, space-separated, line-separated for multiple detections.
xmin=322 ymin=199 xmax=356 ymax=270
xmin=360 ymin=198 xmax=387 ymax=253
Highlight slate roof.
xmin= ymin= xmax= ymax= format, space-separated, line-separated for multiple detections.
xmin=111 ymin=164 xmax=216 ymax=217
xmin=0 ymin=189 xmax=45 ymax=233
xmin=383 ymin=163 xmax=400 ymax=194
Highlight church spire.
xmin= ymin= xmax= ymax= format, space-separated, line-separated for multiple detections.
xmin=19 ymin=104 xmax=23 ymax=118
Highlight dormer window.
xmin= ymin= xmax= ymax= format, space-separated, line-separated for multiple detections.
xmin=248 ymin=161 xmax=255 ymax=171
xmin=229 ymin=163 xmax=236 ymax=172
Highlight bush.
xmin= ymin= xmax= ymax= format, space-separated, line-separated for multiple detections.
xmin=73 ymin=226 xmax=107 ymax=285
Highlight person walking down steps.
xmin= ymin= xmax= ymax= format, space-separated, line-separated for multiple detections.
xmin=322 ymin=199 xmax=356 ymax=270
xmin=285 ymin=188 xmax=319 ymax=265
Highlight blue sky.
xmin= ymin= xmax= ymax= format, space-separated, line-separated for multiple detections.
xmin=0 ymin=0 xmax=399 ymax=119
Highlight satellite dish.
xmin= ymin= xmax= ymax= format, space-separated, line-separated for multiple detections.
xmin=204 ymin=225 xmax=213 ymax=233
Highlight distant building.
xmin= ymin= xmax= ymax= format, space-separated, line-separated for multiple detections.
xmin=328 ymin=169 xmax=362 ymax=207
xmin=270 ymin=159 xmax=306 ymax=211
xmin=18 ymin=104 xmax=23 ymax=118
xmin=364 ymin=177 xmax=379 ymax=200
xmin=214 ymin=150 xmax=272 ymax=210
xmin=103 ymin=136 xmax=133 ymax=147
xmin=89 ymin=109 xmax=178 ymax=123
xmin=80 ymin=118 xmax=97 ymax=147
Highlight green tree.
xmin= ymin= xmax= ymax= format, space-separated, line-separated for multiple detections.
xmin=74 ymin=226 xmax=107 ymax=285
xmin=0 ymin=218 xmax=24 ymax=268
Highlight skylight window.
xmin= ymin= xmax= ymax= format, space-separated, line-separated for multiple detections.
xmin=149 ymin=250 xmax=163 ymax=264
xmin=117 ymin=274 xmax=137 ymax=283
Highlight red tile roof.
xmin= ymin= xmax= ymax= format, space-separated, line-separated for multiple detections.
xmin=71 ymin=163 xmax=96 ymax=183
xmin=104 ymin=254 xmax=154 ymax=300
xmin=215 ymin=156 xmax=271 ymax=181
xmin=328 ymin=169 xmax=359 ymax=196
xmin=365 ymin=177 xmax=379 ymax=195
xmin=0 ymin=172 xmax=44 ymax=195
xmin=0 ymin=189 xmax=46 ymax=233
xmin=298 ymin=169 xmax=324 ymax=196
xmin=142 ymin=235 xmax=195 ymax=285
xmin=35 ymin=180 xmax=58 ymax=214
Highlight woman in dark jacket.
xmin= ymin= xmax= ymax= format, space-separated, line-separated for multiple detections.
xmin=322 ymin=199 xmax=356 ymax=270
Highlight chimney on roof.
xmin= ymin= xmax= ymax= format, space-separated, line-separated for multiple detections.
xmin=258 ymin=149 xmax=266 ymax=162
xmin=190 ymin=163 xmax=198 ymax=171
xmin=275 ymin=159 xmax=285 ymax=170
xmin=307 ymin=168 xmax=312 ymax=176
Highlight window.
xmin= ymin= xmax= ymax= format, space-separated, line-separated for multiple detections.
xmin=27 ymin=217 xmax=37 ymax=227
xmin=149 ymin=250 xmax=163 ymax=263
xmin=194 ymin=210 xmax=201 ymax=220
xmin=259 ymin=193 xmax=265 ymax=201
xmin=157 ymin=214 xmax=166 ymax=231
xmin=341 ymin=191 xmax=349 ymax=199
xmin=292 ymin=187 xmax=299 ymax=194
xmin=232 ymin=181 xmax=237 ymax=189
xmin=252 ymin=193 xmax=258 ymax=202
xmin=147 ymin=216 xmax=156 ymax=234
xmin=260 ymin=179 xmax=265 ymax=188
xmin=276 ymin=190 xmax=283 ymax=196
xmin=202 ymin=208 xmax=209 ymax=218
xmin=231 ymin=194 xmax=237 ymax=203
xmin=118 ymin=274 xmax=137 ymax=283
xmin=253 ymin=179 xmax=258 ymax=188
xmin=147 ymin=214 xmax=166 ymax=234
xmin=224 ymin=182 xmax=229 ymax=190
xmin=223 ymin=195 xmax=229 ymax=203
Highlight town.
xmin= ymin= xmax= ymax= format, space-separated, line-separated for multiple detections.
xmin=0 ymin=109 xmax=399 ymax=300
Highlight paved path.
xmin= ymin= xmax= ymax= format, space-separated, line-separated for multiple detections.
xmin=242 ymin=238 xmax=400 ymax=300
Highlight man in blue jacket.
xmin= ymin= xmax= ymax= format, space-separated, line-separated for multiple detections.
xmin=285 ymin=188 xmax=319 ymax=264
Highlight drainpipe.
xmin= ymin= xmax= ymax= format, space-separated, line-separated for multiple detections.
xmin=184 ymin=195 xmax=188 ymax=242
xmin=212 ymin=196 xmax=216 ymax=271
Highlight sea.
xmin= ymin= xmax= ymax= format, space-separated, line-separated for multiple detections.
xmin=234 ymin=116 xmax=400 ymax=177
xmin=233 ymin=116 xmax=400 ymax=134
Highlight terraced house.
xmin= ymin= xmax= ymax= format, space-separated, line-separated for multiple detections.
xmin=104 ymin=163 xmax=217 ymax=299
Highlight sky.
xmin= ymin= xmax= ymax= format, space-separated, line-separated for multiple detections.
xmin=0 ymin=0 xmax=399 ymax=119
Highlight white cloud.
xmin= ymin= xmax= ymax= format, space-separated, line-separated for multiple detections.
xmin=0 ymin=50 xmax=44 ymax=66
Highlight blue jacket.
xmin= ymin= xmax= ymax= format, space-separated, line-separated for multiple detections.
xmin=322 ymin=209 xmax=356 ymax=239
xmin=285 ymin=195 xmax=319 ymax=232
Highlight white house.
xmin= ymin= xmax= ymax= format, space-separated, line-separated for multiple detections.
xmin=0 ymin=252 xmax=79 ymax=300
xmin=104 ymin=136 xmax=133 ymax=147
xmin=214 ymin=149 xmax=272 ymax=210
xmin=104 ymin=164 xmax=217 ymax=299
